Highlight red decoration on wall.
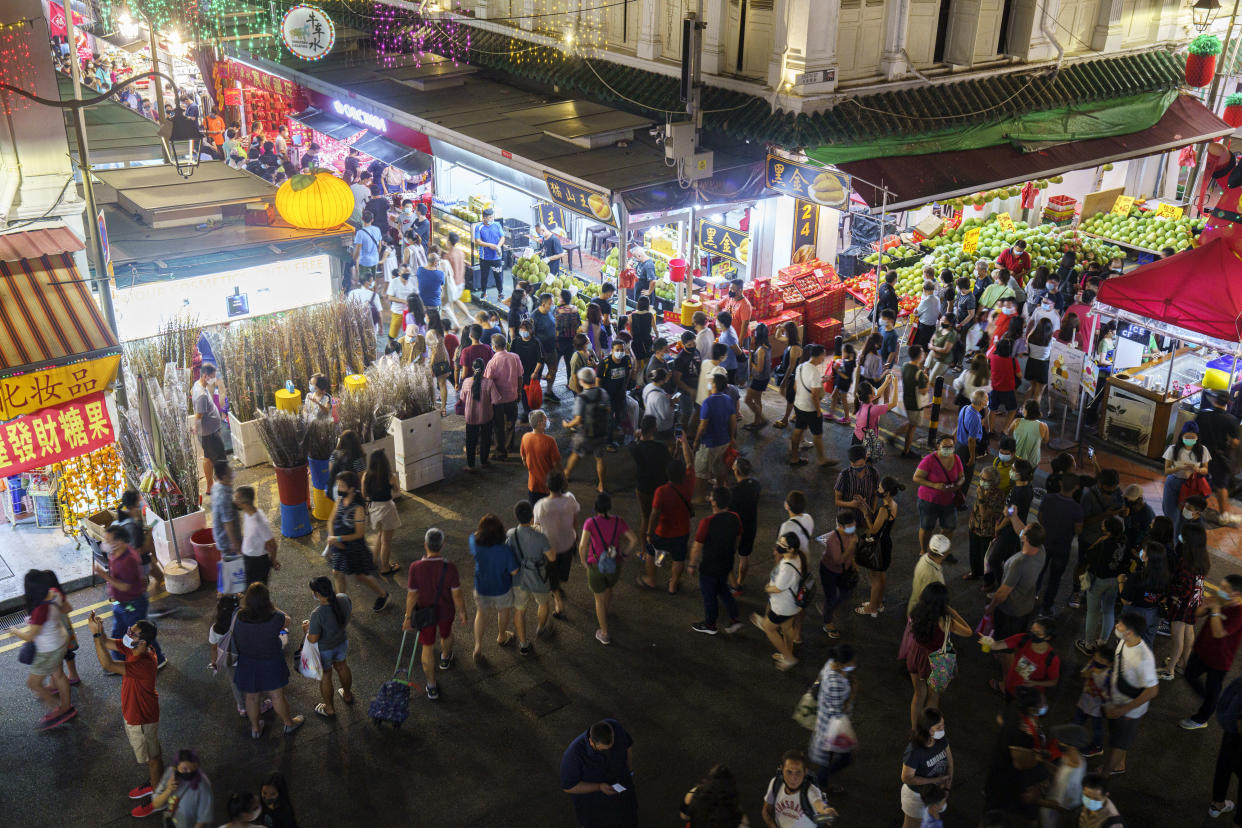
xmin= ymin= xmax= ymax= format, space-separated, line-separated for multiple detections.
xmin=0 ymin=22 xmax=35 ymax=114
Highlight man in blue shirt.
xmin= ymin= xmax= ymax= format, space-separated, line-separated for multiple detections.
xmin=530 ymin=293 xmax=560 ymax=402
xmin=560 ymin=719 xmax=637 ymax=828
xmin=955 ymin=388 xmax=987 ymax=491
xmin=694 ymin=373 xmax=737 ymax=491
xmin=417 ymin=252 xmax=445 ymax=311
xmin=474 ymin=208 xmax=505 ymax=300
xmin=716 ymin=311 xmax=742 ymax=384
xmin=879 ymin=309 xmax=900 ymax=368
xmin=537 ymin=224 xmax=566 ymax=276
xmin=352 ymin=209 xmax=382 ymax=280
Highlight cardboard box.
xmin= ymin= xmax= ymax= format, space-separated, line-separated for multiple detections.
xmin=398 ymin=454 xmax=444 ymax=491
xmin=391 ymin=411 xmax=443 ymax=463
xmin=81 ymin=509 xmax=117 ymax=542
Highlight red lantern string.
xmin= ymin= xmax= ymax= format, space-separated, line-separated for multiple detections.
xmin=0 ymin=20 xmax=35 ymax=115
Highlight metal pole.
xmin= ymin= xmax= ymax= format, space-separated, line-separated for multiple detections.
xmin=148 ymin=23 xmax=165 ymax=123
xmin=1190 ymin=3 xmax=1241 ymax=211
xmin=876 ymin=184 xmax=888 ymax=333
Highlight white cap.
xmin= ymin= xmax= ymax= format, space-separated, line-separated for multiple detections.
xmin=928 ymin=534 xmax=951 ymax=556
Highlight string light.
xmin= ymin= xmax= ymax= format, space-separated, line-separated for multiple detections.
xmin=0 ymin=19 xmax=34 ymax=114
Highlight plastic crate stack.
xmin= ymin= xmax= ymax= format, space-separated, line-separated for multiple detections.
xmin=1043 ymin=195 xmax=1077 ymax=226
xmin=777 ymin=260 xmax=847 ymax=347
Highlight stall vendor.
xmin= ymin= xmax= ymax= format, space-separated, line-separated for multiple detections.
xmin=537 ymin=224 xmax=567 ymax=276
xmin=630 ymin=247 xmax=656 ymax=297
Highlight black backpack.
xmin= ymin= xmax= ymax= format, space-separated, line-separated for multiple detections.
xmin=767 ymin=777 xmax=824 ymax=824
xmin=786 ymin=560 xmax=817 ymax=609
xmin=582 ymin=387 xmax=612 ymax=439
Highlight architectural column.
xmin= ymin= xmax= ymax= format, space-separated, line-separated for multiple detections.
xmin=1154 ymin=0 xmax=1183 ymax=41
xmin=1091 ymin=0 xmax=1124 ymax=52
xmin=776 ymin=0 xmax=841 ymax=94
xmin=700 ymin=0 xmax=727 ymax=76
xmin=1022 ymin=0 xmax=1058 ymax=61
xmin=879 ymin=0 xmax=910 ymax=80
xmin=637 ymin=0 xmax=661 ymax=59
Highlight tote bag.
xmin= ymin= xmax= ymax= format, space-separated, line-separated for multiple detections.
xmin=926 ymin=619 xmax=957 ymax=694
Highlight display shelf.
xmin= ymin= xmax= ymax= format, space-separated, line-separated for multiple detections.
xmin=431 ymin=205 xmax=478 ymax=266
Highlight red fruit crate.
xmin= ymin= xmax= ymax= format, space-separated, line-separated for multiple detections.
xmin=808 ymin=319 xmax=844 ymax=347
xmin=794 ymin=274 xmax=826 ymax=299
xmin=822 ymin=286 xmax=846 ymax=320
xmin=802 ymin=293 xmax=830 ymax=323
xmin=752 ymin=276 xmax=774 ymax=298
xmin=662 ymin=311 xmax=682 ymax=324
xmin=776 ymin=283 xmax=805 ymax=305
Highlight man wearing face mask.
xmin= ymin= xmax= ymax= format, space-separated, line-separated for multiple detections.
xmin=598 ymin=339 xmax=633 ymax=443
xmin=86 ymin=611 xmax=163 ymax=818
xmin=721 ymin=279 xmax=752 ymax=340
xmin=93 ymin=525 xmax=166 ymax=667
xmin=1037 ymin=475 xmax=1085 ymax=614
xmin=150 ymin=749 xmax=214 ymax=828
xmin=1078 ymin=773 xmax=1123 ymax=827
xmin=984 ymin=520 xmax=1046 ymax=642
xmin=1180 ymin=575 xmax=1242 ymax=731
xmin=955 ymin=390 xmax=989 ymax=492
xmin=1103 ymin=612 xmax=1159 ymax=776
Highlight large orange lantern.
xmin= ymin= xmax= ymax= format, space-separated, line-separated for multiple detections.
xmin=275 ymin=170 xmax=354 ymax=230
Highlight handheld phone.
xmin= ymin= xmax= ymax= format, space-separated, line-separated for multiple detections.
xmin=1088 ymin=446 xmax=1095 ymax=459
xmin=1007 ymin=506 xmax=1016 ymax=515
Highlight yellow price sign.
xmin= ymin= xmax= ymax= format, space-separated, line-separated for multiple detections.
xmin=996 ymin=212 xmax=1016 ymax=233
xmin=1155 ymin=203 xmax=1184 ymax=221
xmin=962 ymin=227 xmax=981 ymax=256
xmin=1111 ymin=195 xmax=1135 ymax=216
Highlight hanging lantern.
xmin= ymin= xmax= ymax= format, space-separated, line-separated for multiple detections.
xmin=275 ymin=170 xmax=354 ymax=230
xmin=1186 ymin=34 xmax=1223 ymax=88
xmin=1225 ymin=94 xmax=1242 ymax=128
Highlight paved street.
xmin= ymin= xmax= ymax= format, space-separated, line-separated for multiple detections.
xmin=1 ymin=392 xmax=1238 ymax=828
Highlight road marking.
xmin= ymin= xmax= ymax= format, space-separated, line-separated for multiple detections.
xmin=404 ymin=494 xmax=461 ymax=521
xmin=0 ymin=592 xmax=170 ymax=648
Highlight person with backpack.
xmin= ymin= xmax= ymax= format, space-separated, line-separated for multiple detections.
xmin=688 ymin=486 xmax=744 ymax=637
xmin=852 ymin=371 xmax=896 ymax=458
xmin=1208 ymin=675 xmax=1242 ymax=820
xmin=787 ymin=344 xmax=835 ymax=469
xmin=564 ymin=367 xmax=613 ymax=493
xmin=762 ymin=749 xmax=835 ymax=827
xmin=751 ymin=530 xmax=809 ymax=670
xmin=506 ymin=500 xmax=555 ymax=656
xmin=1076 ymin=516 xmax=1126 ymax=657
xmin=578 ymin=493 xmax=637 ymax=646
xmin=983 ymin=615 xmax=1061 ymax=700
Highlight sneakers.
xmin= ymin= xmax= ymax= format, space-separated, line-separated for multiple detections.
xmin=729 ymin=585 xmax=743 ymax=597
xmin=691 ymin=622 xmax=718 ymax=635
xmin=127 ymin=783 xmax=153 ymax=799
xmin=283 ymin=715 xmax=305 ymax=735
xmin=438 ymin=653 xmax=454 ymax=671
xmin=1209 ymin=800 xmax=1236 ymax=818
xmin=426 ymin=684 xmax=440 ymax=701
xmin=1156 ymin=620 xmax=1172 ymax=637
xmin=750 ymin=612 xmax=766 ymax=631
xmin=723 ymin=620 xmax=743 ymax=634
xmin=1180 ymin=717 xmax=1209 ymax=730
xmin=1068 ymin=592 xmax=1082 ymax=609
xmin=36 ymin=706 xmax=77 ymax=730
xmin=519 ymin=642 xmax=532 ymax=656
xmin=594 ymin=629 xmax=611 ymax=645
xmin=1074 ymin=640 xmax=1096 ymax=656
xmin=1082 ymin=745 xmax=1103 ymax=758
xmin=373 ymin=593 xmax=391 ymax=612
xmin=130 ymin=802 xmax=165 ymax=819
xmin=156 ymin=658 xmax=168 ymax=671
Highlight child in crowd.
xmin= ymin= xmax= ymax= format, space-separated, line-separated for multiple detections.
xmin=920 ymin=786 xmax=947 ymax=828
xmin=993 ymin=436 xmax=1017 ymax=494
xmin=1072 ymin=647 xmax=1113 ymax=757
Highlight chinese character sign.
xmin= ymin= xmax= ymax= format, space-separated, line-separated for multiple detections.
xmin=543 ymin=174 xmax=616 ymax=226
xmin=0 ymin=355 xmax=120 ymax=420
xmin=537 ymin=203 xmax=566 ymax=232
xmin=0 ymin=392 xmax=115 ymax=477
xmin=766 ymin=155 xmax=850 ymax=208
xmin=698 ymin=220 xmax=749 ymax=265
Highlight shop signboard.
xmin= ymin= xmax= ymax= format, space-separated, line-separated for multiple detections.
xmin=995 ymin=212 xmax=1016 ymax=233
xmin=543 ymin=174 xmax=616 ymax=226
xmin=1081 ymin=357 xmax=1099 ymax=397
xmin=1111 ymin=195 xmax=1135 ymax=216
xmin=0 ymin=391 xmax=115 ymax=478
xmin=216 ymin=60 xmax=298 ymax=98
xmin=302 ymin=89 xmax=434 ymax=156
xmin=1048 ymin=339 xmax=1086 ymax=401
xmin=0 ymin=355 xmax=121 ymax=421
xmin=765 ymin=154 xmax=849 ymax=208
xmin=792 ymin=200 xmax=819 ymax=252
xmin=537 ymin=203 xmax=565 ymax=232
xmin=697 ymin=220 xmax=748 ymax=265
xmin=331 ymin=99 xmax=387 ymax=133
xmin=47 ymin=2 xmax=85 ymax=38
xmin=281 ymin=5 xmax=336 ymax=62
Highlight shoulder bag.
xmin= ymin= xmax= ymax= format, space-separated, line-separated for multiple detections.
xmin=412 ymin=560 xmax=449 ymax=630
xmin=926 ymin=618 xmax=958 ymax=694
xmin=861 ymin=403 xmax=886 ymax=463
xmin=792 ymin=680 xmax=820 ymax=730
xmin=1113 ymin=643 xmax=1147 ymax=700
xmin=213 ymin=609 xmax=240 ymax=672
xmin=854 ymin=506 xmax=886 ymax=571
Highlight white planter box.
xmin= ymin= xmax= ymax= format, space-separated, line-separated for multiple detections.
xmin=150 ymin=508 xmax=206 ymax=567
xmin=229 ymin=411 xmax=269 ymax=467
xmin=398 ymin=454 xmax=444 ymax=491
xmin=362 ymin=434 xmax=395 ymax=470
xmin=391 ymin=411 xmax=442 ymax=463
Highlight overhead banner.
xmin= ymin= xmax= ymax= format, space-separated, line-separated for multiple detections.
xmin=792 ymin=199 xmax=820 ymax=252
xmin=0 ymin=391 xmax=115 ymax=477
xmin=697 ymin=220 xmax=749 ymax=265
xmin=765 ymin=154 xmax=850 ymax=208
xmin=544 ymin=174 xmax=616 ymax=226
xmin=0 ymin=354 xmax=121 ymax=421
xmin=281 ymin=4 xmax=336 ymax=62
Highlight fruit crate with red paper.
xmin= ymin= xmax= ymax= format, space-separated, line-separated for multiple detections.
xmin=808 ymin=320 xmax=844 ymax=346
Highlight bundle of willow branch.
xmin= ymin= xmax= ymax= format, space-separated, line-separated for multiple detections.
xmin=254 ymin=409 xmax=306 ymax=469
xmin=336 ymin=382 xmax=390 ymax=442
xmin=115 ymin=373 xmax=200 ymax=520
xmin=303 ymin=416 xmax=340 ymax=461
xmin=123 ymin=315 xmax=201 ymax=413
xmin=366 ymin=356 xmax=437 ymax=421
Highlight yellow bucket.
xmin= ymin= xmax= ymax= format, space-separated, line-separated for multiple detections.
xmin=680 ymin=298 xmax=701 ymax=327
xmin=311 ymin=487 xmax=335 ymax=521
xmin=1204 ymin=367 xmax=1231 ymax=391
xmin=274 ymin=388 xmax=302 ymax=413
xmin=344 ymin=374 xmax=368 ymax=393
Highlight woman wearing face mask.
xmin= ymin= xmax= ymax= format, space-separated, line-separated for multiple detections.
xmin=221 ymin=791 xmax=264 ymax=827
xmin=925 ymin=313 xmax=958 ymax=387
xmin=1076 ymin=515 xmax=1127 ymax=657
xmin=913 ymin=435 xmax=965 ymax=558
xmin=326 ymin=471 xmax=390 ymax=610
xmin=855 ymin=476 xmax=903 ymax=617
xmin=231 ymin=583 xmax=305 ymax=739
xmin=899 ymin=707 xmax=954 ymax=828
xmin=1161 ymin=421 xmax=1210 ymax=519
xmin=1022 ymin=318 xmax=1055 ymax=415
xmin=425 ymin=311 xmax=452 ymax=417
xmin=303 ymin=576 xmax=355 ymax=718
xmin=742 ymin=323 xmax=771 ymax=430
xmin=1118 ymin=541 xmax=1169 ymax=647
xmin=1160 ymin=523 xmax=1210 ymax=679
xmin=810 ymin=643 xmax=858 ymax=790
xmin=902 ymin=583 xmax=971 ymax=731
xmin=1007 ymin=400 xmax=1049 ymax=470
xmin=149 ymin=749 xmax=213 ymax=828
xmin=259 ymin=772 xmax=298 ymax=828
xmin=820 ymin=510 xmax=859 ymax=640
xmin=753 ymin=531 xmax=806 ymax=669
xmin=511 ymin=319 xmax=544 ymax=422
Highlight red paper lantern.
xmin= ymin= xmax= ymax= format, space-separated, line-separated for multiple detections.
xmin=1225 ymin=105 xmax=1242 ymax=128
xmin=1186 ymin=53 xmax=1216 ymax=88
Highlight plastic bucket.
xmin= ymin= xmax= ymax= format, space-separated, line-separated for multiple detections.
xmin=273 ymin=465 xmax=312 ymax=538
xmin=669 ymin=257 xmax=687 ymax=282
xmin=189 ymin=528 xmax=220 ymax=587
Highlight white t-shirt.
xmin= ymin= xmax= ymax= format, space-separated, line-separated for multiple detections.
xmin=793 ymin=360 xmax=825 ymax=412
xmin=532 ymin=492 xmax=580 ymax=555
xmin=1111 ymin=639 xmax=1158 ymax=718
xmin=1162 ymin=444 xmax=1211 ymax=479
xmin=241 ymin=509 xmax=274 ymax=558
xmin=779 ymin=514 xmax=815 ymax=557
xmin=1029 ymin=306 xmax=1060 ymax=334
xmin=763 ymin=778 xmax=828 ymax=828
xmin=387 ymin=276 xmax=412 ymax=311
xmin=769 ymin=557 xmax=803 ymax=617
xmin=695 ymin=327 xmax=715 ymax=360
xmin=347 ymin=287 xmax=382 ymax=318
xmin=696 ymin=361 xmax=726 ymax=404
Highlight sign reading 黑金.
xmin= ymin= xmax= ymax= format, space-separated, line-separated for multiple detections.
xmin=698 ymin=220 xmax=749 ymax=265
xmin=766 ymin=154 xmax=850 ymax=208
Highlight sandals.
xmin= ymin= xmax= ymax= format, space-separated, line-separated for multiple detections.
xmin=634 ymin=577 xmax=657 ymax=591
xmin=773 ymin=420 xmax=788 ymax=429
xmin=822 ymin=625 xmax=841 ymax=639
xmin=789 ymin=458 xmax=809 ymax=467
xmin=314 ymin=704 xmax=336 ymax=718
xmin=496 ymin=632 xmax=515 ymax=648
xmin=337 ymin=688 xmax=355 ymax=704
xmin=382 ymin=563 xmax=401 ymax=575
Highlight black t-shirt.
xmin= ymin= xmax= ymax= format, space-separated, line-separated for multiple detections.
xmin=1197 ymin=408 xmax=1240 ymax=460
xmin=365 ymin=197 xmax=391 ymax=230
xmin=695 ymin=511 xmax=741 ymax=576
xmin=902 ymin=362 xmax=928 ymax=411
xmin=511 ymin=336 xmax=543 ymax=375
xmin=673 ymin=347 xmax=701 ymax=391
xmin=634 ymin=259 xmax=656 ymax=292
xmin=599 ymin=354 xmax=632 ymax=387
xmin=995 ymin=484 xmax=1035 ymax=552
xmin=902 ymin=737 xmax=949 ymax=780
xmin=730 ymin=478 xmax=761 ymax=535
xmin=629 ymin=440 xmax=672 ymax=494
xmin=539 ymin=234 xmax=565 ymax=274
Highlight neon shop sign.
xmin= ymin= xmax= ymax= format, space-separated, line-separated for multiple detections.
xmin=332 ymin=100 xmax=387 ymax=133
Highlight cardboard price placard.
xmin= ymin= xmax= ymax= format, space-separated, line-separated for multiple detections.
xmin=1111 ymin=195 xmax=1135 ymax=216
xmin=962 ymin=227 xmax=981 ymax=255
xmin=996 ymin=212 xmax=1016 ymax=233
xmin=1154 ymin=203 xmax=1184 ymax=221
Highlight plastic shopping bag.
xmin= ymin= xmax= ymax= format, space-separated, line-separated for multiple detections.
xmin=298 ymin=636 xmax=324 ymax=681
xmin=217 ymin=555 xmax=247 ymax=595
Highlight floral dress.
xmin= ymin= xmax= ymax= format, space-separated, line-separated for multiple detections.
xmin=1167 ymin=557 xmax=1204 ymax=624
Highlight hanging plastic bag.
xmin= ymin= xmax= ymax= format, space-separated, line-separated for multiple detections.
xmin=298 ymin=636 xmax=324 ymax=680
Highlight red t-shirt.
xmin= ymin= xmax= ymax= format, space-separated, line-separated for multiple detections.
xmin=988 ymin=354 xmax=1019 ymax=392
xmin=997 ymin=248 xmax=1031 ymax=277
xmin=118 ymin=643 xmax=160 ymax=725
xmin=108 ymin=547 xmax=146 ymax=602
xmin=407 ymin=556 xmax=461 ymax=624
xmin=458 ymin=343 xmax=495 ymax=379
xmin=1002 ymin=634 xmax=1061 ymax=697
xmin=444 ymin=332 xmax=460 ymax=362
xmin=1194 ymin=604 xmax=1242 ymax=671
xmin=652 ymin=474 xmax=696 ymax=538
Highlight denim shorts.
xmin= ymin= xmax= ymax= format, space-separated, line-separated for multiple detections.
xmin=317 ymin=640 xmax=349 ymax=664
xmin=917 ymin=498 xmax=957 ymax=532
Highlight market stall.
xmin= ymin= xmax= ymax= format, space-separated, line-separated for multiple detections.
xmin=213 ymin=58 xmax=302 ymax=146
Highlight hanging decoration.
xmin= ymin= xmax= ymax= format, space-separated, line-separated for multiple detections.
xmin=275 ymin=169 xmax=354 ymax=229
xmin=1225 ymin=93 xmax=1242 ymax=128
xmin=0 ymin=18 xmax=35 ymax=114
xmin=281 ymin=4 xmax=336 ymax=61
xmin=1186 ymin=34 xmax=1223 ymax=87
xmin=51 ymin=443 xmax=125 ymax=539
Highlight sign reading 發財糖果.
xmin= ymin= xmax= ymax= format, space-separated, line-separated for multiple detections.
xmin=765 ymin=155 xmax=850 ymax=208
xmin=544 ymin=174 xmax=616 ymax=227
xmin=0 ymin=354 xmax=121 ymax=421
xmin=0 ymin=391 xmax=115 ymax=477
xmin=698 ymin=220 xmax=749 ymax=265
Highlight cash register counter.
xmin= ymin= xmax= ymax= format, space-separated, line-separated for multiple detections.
xmin=1101 ymin=347 xmax=1208 ymax=459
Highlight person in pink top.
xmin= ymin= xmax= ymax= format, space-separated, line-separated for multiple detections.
xmin=484 ymin=334 xmax=524 ymax=460
xmin=459 ymin=357 xmax=496 ymax=470
xmin=852 ymin=372 xmax=896 ymax=445
xmin=912 ymin=434 xmax=966 ymax=557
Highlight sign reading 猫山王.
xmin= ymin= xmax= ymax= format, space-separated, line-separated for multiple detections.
xmin=544 ymin=174 xmax=616 ymax=227
xmin=0 ymin=354 xmax=120 ymax=421
xmin=0 ymin=391 xmax=115 ymax=477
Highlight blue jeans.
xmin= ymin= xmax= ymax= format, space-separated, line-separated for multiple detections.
xmin=1162 ymin=474 xmax=1186 ymax=519
xmin=1083 ymin=574 xmax=1118 ymax=646
xmin=111 ymin=595 xmax=164 ymax=663
xmin=699 ymin=572 xmax=738 ymax=628
xmin=1130 ymin=605 xmax=1159 ymax=648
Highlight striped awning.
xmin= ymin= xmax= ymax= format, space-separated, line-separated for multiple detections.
xmin=0 ymin=232 xmax=120 ymax=377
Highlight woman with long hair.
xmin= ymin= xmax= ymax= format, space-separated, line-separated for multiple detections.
xmin=304 ymin=373 xmax=333 ymax=421
xmin=208 ymin=592 xmax=255 ymax=717
xmin=1007 ymin=399 xmax=1050 ymax=470
xmin=630 ymin=295 xmax=657 ymax=364
xmin=304 ymin=576 xmax=355 ymax=718
xmin=1119 ymin=540 xmax=1170 ymax=647
xmin=1161 ymin=523 xmax=1211 ymax=679
xmin=231 ymin=583 xmax=304 ymax=739
xmin=585 ymin=302 xmax=607 ymax=358
xmin=468 ymin=513 xmax=518 ymax=661
xmin=772 ymin=321 xmax=804 ymax=429
xmin=425 ymin=310 xmax=452 ymax=416
xmin=898 ymin=708 xmax=954 ymax=828
xmin=1023 ymin=317 xmax=1055 ymax=412
xmin=14 ymin=569 xmax=75 ymax=727
xmin=900 ymin=582 xmax=971 ymax=730
xmin=680 ymin=764 xmax=746 ymax=828
xmin=1162 ymin=421 xmax=1210 ymax=518
xmin=459 ymin=357 xmax=496 ymax=469
xmin=260 ymin=772 xmax=299 ymax=828
xmin=826 ymin=343 xmax=856 ymax=425
xmin=753 ymin=531 xmax=807 ymax=669
xmin=326 ymin=471 xmax=390 ymax=610
xmin=221 ymin=791 xmax=263 ymax=828
xmin=363 ymin=449 xmax=402 ymax=575
xmin=578 ymin=491 xmax=637 ymax=646
xmin=504 ymin=286 xmax=527 ymax=333
xmin=856 ymin=332 xmax=885 ymax=385
xmin=852 ymin=373 xmax=896 ymax=448
xmin=743 ymin=322 xmax=771 ymax=430
xmin=1056 ymin=311 xmax=1081 ymax=347
xmin=856 ymin=476 xmax=903 ymax=617
xmin=328 ymin=431 xmax=366 ymax=504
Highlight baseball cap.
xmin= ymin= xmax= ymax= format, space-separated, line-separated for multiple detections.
xmin=1123 ymin=484 xmax=1144 ymax=501
xmin=928 ymin=534 xmax=951 ymax=556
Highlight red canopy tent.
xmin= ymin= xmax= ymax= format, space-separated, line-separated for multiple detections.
xmin=1095 ymin=238 xmax=1242 ymax=344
